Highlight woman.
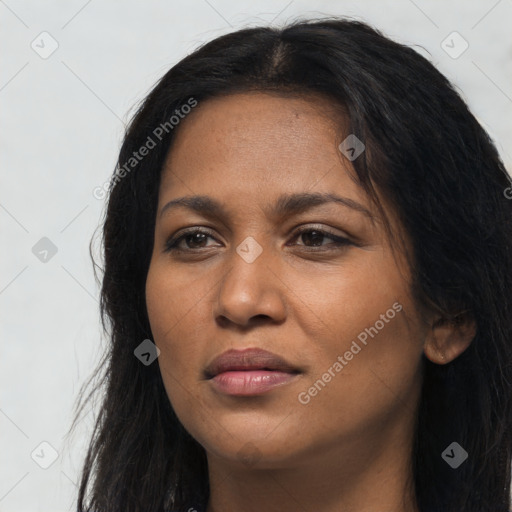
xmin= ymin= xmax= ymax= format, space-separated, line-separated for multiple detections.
xmin=72 ymin=16 xmax=512 ymax=512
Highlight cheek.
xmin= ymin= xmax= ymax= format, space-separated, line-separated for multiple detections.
xmin=295 ymin=254 xmax=423 ymax=427
xmin=295 ymin=251 xmax=407 ymax=340
xmin=145 ymin=259 xmax=225 ymax=428
xmin=145 ymin=261 xmax=205 ymax=383
xmin=293 ymin=313 xmax=423 ymax=452
xmin=146 ymin=258 xmax=210 ymax=340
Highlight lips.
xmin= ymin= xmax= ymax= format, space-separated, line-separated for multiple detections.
xmin=204 ymin=348 xmax=302 ymax=396
xmin=204 ymin=348 xmax=300 ymax=379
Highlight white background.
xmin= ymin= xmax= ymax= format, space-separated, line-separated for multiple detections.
xmin=1 ymin=1 xmax=511 ymax=510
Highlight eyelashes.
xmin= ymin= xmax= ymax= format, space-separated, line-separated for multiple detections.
xmin=164 ymin=227 xmax=218 ymax=252
xmin=163 ymin=225 xmax=352 ymax=254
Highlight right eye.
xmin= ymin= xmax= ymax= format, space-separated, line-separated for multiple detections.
xmin=164 ymin=227 xmax=221 ymax=253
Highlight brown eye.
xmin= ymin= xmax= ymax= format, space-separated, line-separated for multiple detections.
xmin=289 ymin=227 xmax=351 ymax=250
xmin=164 ymin=228 xmax=219 ymax=252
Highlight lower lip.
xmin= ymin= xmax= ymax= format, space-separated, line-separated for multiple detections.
xmin=209 ymin=370 xmax=299 ymax=396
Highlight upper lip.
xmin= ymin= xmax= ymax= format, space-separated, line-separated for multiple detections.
xmin=204 ymin=348 xmax=301 ymax=379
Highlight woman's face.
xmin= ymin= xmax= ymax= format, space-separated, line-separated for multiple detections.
xmin=145 ymin=92 xmax=429 ymax=470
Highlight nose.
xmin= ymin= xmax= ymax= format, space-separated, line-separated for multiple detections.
xmin=213 ymin=243 xmax=287 ymax=328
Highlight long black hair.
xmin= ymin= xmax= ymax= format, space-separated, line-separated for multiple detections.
xmin=71 ymin=16 xmax=512 ymax=512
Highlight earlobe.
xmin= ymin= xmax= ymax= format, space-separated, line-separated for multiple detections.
xmin=423 ymin=314 xmax=476 ymax=365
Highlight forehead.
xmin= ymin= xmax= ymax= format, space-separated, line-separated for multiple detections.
xmin=155 ymin=92 xmax=409 ymax=256
xmin=170 ymin=90 xmax=345 ymax=144
xmin=159 ymin=92 xmax=362 ymax=200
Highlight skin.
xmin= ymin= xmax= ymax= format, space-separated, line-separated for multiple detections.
xmin=145 ymin=92 xmax=474 ymax=512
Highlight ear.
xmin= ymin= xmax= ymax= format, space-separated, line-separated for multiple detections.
xmin=423 ymin=313 xmax=476 ymax=365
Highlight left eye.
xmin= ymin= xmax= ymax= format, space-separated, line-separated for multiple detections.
xmin=288 ymin=227 xmax=351 ymax=249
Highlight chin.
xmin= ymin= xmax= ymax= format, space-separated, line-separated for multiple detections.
xmin=192 ymin=422 xmax=309 ymax=469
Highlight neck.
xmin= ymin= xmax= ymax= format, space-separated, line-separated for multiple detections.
xmin=204 ymin=415 xmax=419 ymax=512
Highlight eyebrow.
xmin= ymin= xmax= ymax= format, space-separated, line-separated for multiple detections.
xmin=159 ymin=192 xmax=375 ymax=222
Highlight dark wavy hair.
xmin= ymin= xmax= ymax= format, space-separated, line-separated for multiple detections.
xmin=70 ymin=16 xmax=512 ymax=512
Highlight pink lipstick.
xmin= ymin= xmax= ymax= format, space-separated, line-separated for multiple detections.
xmin=204 ymin=348 xmax=301 ymax=396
